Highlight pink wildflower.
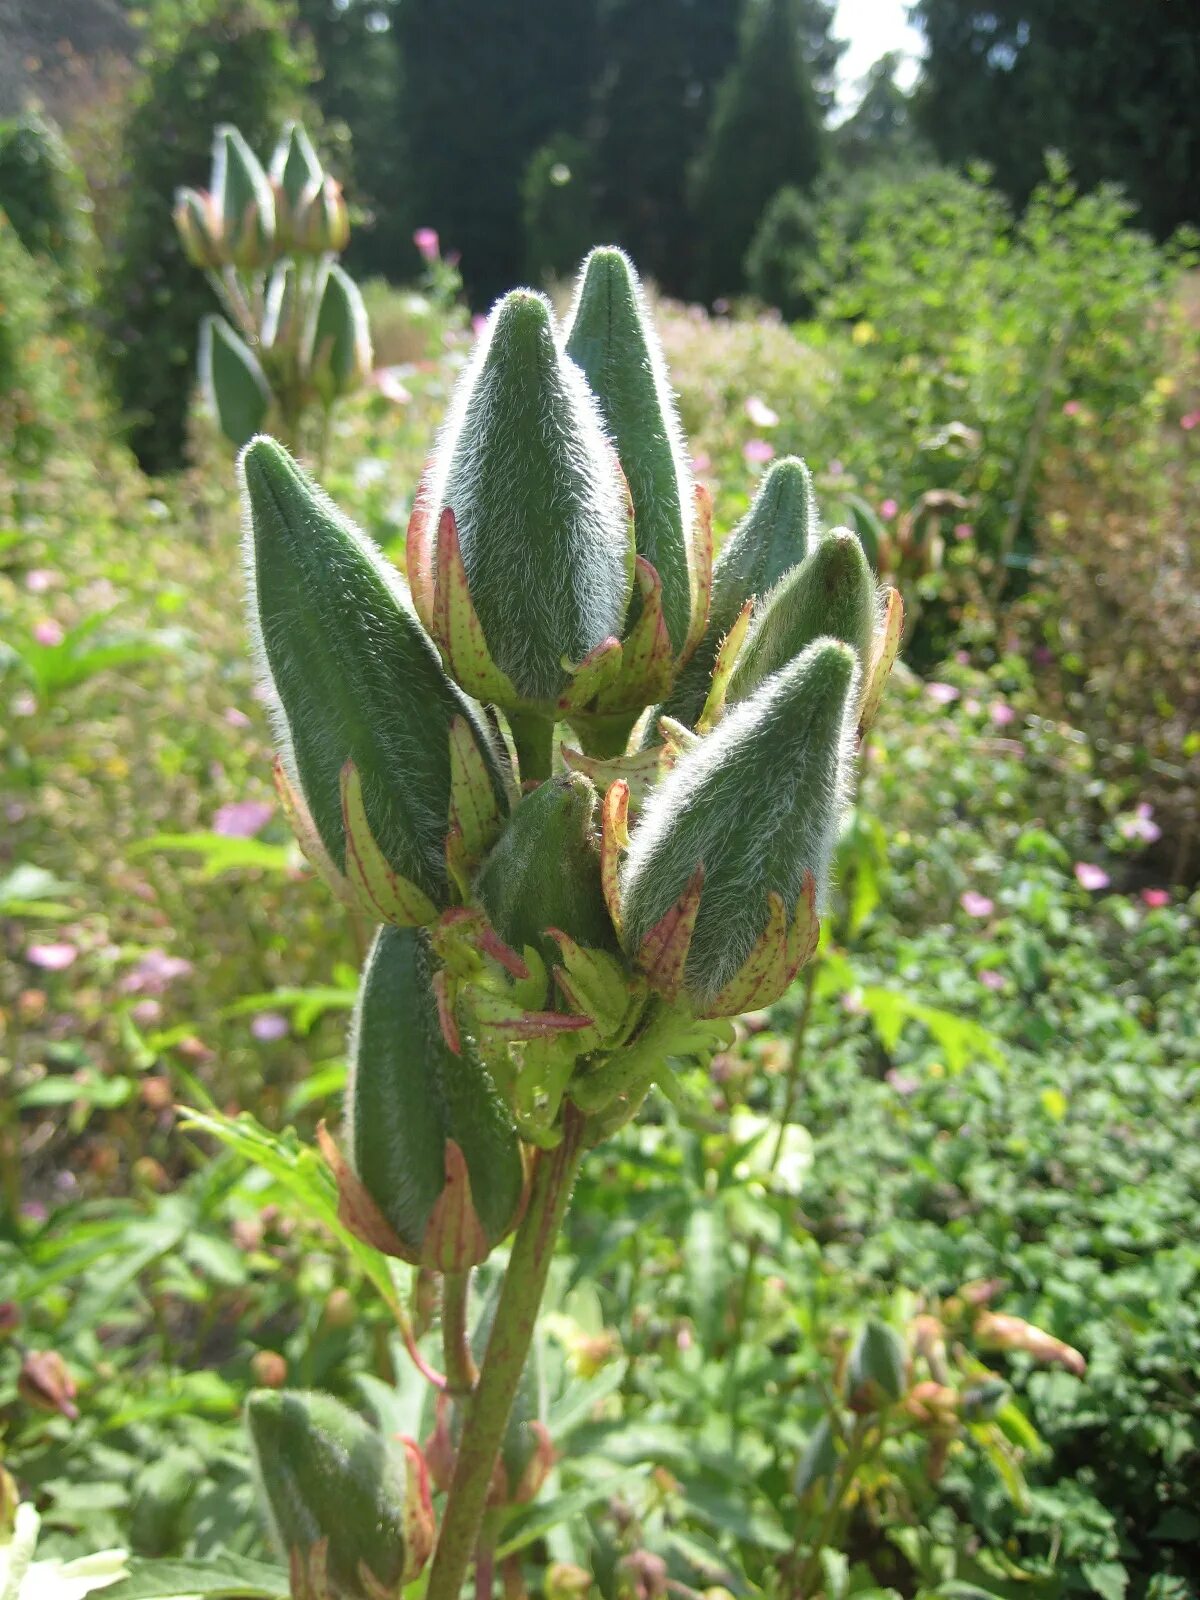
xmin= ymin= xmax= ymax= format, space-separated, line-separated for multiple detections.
xmin=1180 ymin=411 xmax=1200 ymax=431
xmin=960 ymin=891 xmax=994 ymax=918
xmin=1117 ymin=802 xmax=1161 ymax=844
xmin=1074 ymin=862 xmax=1110 ymax=891
xmin=413 ymin=227 xmax=440 ymax=262
xmin=251 ymin=1012 xmax=289 ymax=1041
xmin=925 ymin=681 xmax=960 ymax=706
xmin=24 ymin=570 xmax=56 ymax=593
xmin=989 ymin=700 xmax=1016 ymax=727
xmin=953 ymin=523 xmax=974 ymax=541
xmin=33 ymin=619 xmax=63 ymax=647
xmin=213 ymin=800 xmax=273 ymax=838
xmin=375 ymin=368 xmax=412 ymax=405
xmin=1140 ymin=888 xmax=1169 ymax=908
xmin=1062 ymin=400 xmax=1081 ymax=417
xmin=691 ymin=452 xmax=712 ymax=474
xmin=120 ymin=950 xmax=193 ymax=995
xmin=879 ymin=498 xmax=899 ymax=520
xmin=224 ymin=707 xmax=252 ymax=728
xmin=743 ymin=438 xmax=775 ymax=465
xmin=27 ymin=942 xmax=77 ymax=970
xmin=979 ymin=970 xmax=1005 ymax=991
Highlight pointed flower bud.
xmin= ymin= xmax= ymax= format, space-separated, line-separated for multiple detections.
xmin=620 ymin=639 xmax=856 ymax=1012
xmin=201 ymin=316 xmax=270 ymax=449
xmin=246 ymin=1388 xmax=434 ymax=1599
xmin=173 ymin=186 xmax=223 ymax=269
xmin=241 ymin=437 xmax=508 ymax=912
xmin=304 ymin=262 xmax=372 ymax=403
xmin=212 ymin=124 xmax=275 ymax=268
xmin=270 ymin=121 xmax=323 ymax=249
xmin=564 ymin=248 xmax=698 ymax=658
xmin=727 ymin=528 xmax=876 ymax=704
xmin=846 ymin=1320 xmax=908 ymax=1411
xmin=296 ymin=175 xmax=351 ymax=256
xmin=657 ymin=456 xmax=816 ymax=731
xmin=410 ymin=290 xmax=633 ymax=710
xmin=475 ymin=773 xmax=618 ymax=973
xmin=338 ymin=926 xmax=525 ymax=1269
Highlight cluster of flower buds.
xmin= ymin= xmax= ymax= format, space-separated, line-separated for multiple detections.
xmin=174 ymin=122 xmax=368 ymax=451
xmin=241 ymin=243 xmax=903 ymax=1260
xmin=174 ymin=123 xmax=348 ymax=273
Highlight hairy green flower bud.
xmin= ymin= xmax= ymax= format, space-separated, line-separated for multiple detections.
xmin=657 ymin=456 xmax=816 ymax=731
xmin=246 ymin=1388 xmax=434 ymax=1599
xmin=212 ymin=124 xmax=274 ymax=268
xmin=846 ymin=1321 xmax=908 ymax=1411
xmin=414 ymin=290 xmax=632 ymax=707
xmin=296 ymin=175 xmax=351 ymax=256
xmin=475 ymin=773 xmax=618 ymax=972
xmin=305 ymin=262 xmax=372 ymax=403
xmin=241 ymin=437 xmax=508 ymax=909
xmin=201 ymin=316 xmax=270 ymax=449
xmin=173 ymin=186 xmax=222 ymax=269
xmin=727 ymin=528 xmax=876 ymax=703
xmin=270 ymin=121 xmax=322 ymax=249
xmin=621 ymin=639 xmax=856 ymax=1008
xmin=564 ymin=247 xmax=696 ymax=657
xmin=342 ymin=926 xmax=525 ymax=1269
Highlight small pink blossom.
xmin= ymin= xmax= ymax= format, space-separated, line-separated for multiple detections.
xmin=1118 ymin=802 xmax=1161 ymax=844
xmin=744 ymin=395 xmax=779 ymax=428
xmin=743 ymin=438 xmax=775 ymax=465
xmin=27 ymin=942 xmax=77 ymax=970
xmin=24 ymin=569 xmax=57 ymax=593
xmin=413 ymin=227 xmax=440 ymax=261
xmin=691 ymin=452 xmax=712 ymax=474
xmin=375 ymin=367 xmax=412 ymax=405
xmin=886 ymin=1069 xmax=920 ymax=1095
xmin=879 ymin=498 xmax=899 ymax=520
xmin=989 ymin=700 xmax=1016 ymax=727
xmin=954 ymin=650 xmax=970 ymax=666
xmin=251 ymin=1012 xmax=289 ymax=1041
xmin=953 ymin=522 xmax=974 ymax=541
xmin=1140 ymin=888 xmax=1169 ymax=908
xmin=964 ymin=697 xmax=981 ymax=716
xmin=120 ymin=950 xmax=193 ymax=995
xmin=925 ymin=681 xmax=959 ymax=705
xmin=12 ymin=691 xmax=37 ymax=718
xmin=1033 ymin=645 xmax=1055 ymax=667
xmin=33 ymin=619 xmax=63 ymax=647
xmin=213 ymin=800 xmax=273 ymax=838
xmin=1180 ymin=410 xmax=1200 ymax=431
xmin=1062 ymin=399 xmax=1081 ymax=417
xmin=224 ymin=706 xmax=252 ymax=728
xmin=471 ymin=314 xmax=488 ymax=338
xmin=960 ymin=890 xmax=994 ymax=918
xmin=979 ymin=969 xmax=1005 ymax=991
xmin=1074 ymin=862 xmax=1110 ymax=891
xmin=131 ymin=999 xmax=163 ymax=1025
xmin=827 ymin=459 xmax=845 ymax=478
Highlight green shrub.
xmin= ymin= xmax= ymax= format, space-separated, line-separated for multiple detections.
xmin=744 ymin=183 xmax=820 ymax=319
xmin=0 ymin=111 xmax=93 ymax=308
xmin=0 ymin=209 xmax=58 ymax=473
xmin=100 ymin=0 xmax=309 ymax=474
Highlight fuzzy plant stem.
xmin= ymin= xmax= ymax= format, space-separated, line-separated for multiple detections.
xmin=425 ymin=1104 xmax=589 ymax=1600
xmin=506 ymin=713 xmax=555 ymax=783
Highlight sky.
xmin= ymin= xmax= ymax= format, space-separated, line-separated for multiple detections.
xmin=832 ymin=0 xmax=926 ymax=116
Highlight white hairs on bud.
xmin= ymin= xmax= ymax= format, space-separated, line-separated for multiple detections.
xmin=422 ymin=290 xmax=630 ymax=700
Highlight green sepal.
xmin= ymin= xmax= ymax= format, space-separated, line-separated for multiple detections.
xmin=270 ymin=121 xmax=323 ymax=247
xmin=241 ymin=437 xmax=508 ymax=909
xmin=343 ymin=926 xmax=525 ymax=1267
xmin=727 ymin=527 xmax=876 ymax=704
xmin=564 ymin=247 xmax=697 ymax=656
xmin=620 ymin=638 xmax=856 ymax=1009
xmin=417 ymin=289 xmax=633 ymax=708
xmin=245 ymin=1388 xmax=434 ymax=1599
xmin=304 ymin=262 xmax=371 ymax=404
xmin=656 ymin=456 xmax=816 ymax=733
xmin=201 ymin=316 xmax=270 ymax=449
xmin=474 ymin=772 xmax=619 ymax=974
xmin=173 ymin=186 xmax=222 ymax=269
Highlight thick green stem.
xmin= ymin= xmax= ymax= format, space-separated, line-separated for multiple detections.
xmin=506 ymin=713 xmax=555 ymax=783
xmin=425 ymin=1104 xmax=589 ymax=1600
